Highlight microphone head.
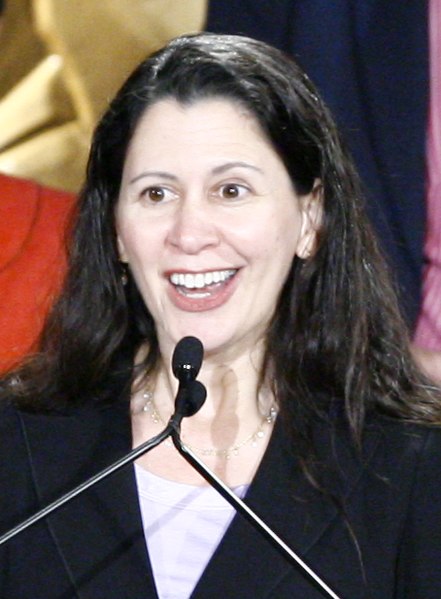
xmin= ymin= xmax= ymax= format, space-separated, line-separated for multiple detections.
xmin=172 ymin=336 xmax=204 ymax=381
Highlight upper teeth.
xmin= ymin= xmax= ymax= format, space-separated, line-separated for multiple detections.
xmin=170 ymin=270 xmax=236 ymax=289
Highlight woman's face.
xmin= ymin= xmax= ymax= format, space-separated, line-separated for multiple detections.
xmin=116 ymin=98 xmax=320 ymax=359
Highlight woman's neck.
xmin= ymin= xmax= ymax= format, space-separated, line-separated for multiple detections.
xmin=131 ymin=342 xmax=277 ymax=486
xmin=159 ymin=342 xmax=269 ymax=422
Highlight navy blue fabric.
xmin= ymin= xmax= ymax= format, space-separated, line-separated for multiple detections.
xmin=206 ymin=0 xmax=429 ymax=327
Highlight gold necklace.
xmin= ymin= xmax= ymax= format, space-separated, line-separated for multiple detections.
xmin=141 ymin=389 xmax=277 ymax=460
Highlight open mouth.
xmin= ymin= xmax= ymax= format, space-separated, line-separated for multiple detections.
xmin=169 ymin=269 xmax=237 ymax=297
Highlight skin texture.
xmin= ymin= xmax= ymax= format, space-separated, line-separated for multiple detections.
xmin=116 ymin=98 xmax=320 ymax=363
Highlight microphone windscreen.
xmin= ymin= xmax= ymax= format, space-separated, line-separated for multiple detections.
xmin=175 ymin=380 xmax=207 ymax=417
xmin=172 ymin=336 xmax=204 ymax=379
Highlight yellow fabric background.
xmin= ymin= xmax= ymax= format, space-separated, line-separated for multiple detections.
xmin=0 ymin=0 xmax=207 ymax=192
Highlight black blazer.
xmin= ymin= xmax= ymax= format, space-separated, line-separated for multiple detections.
xmin=206 ymin=0 xmax=429 ymax=327
xmin=0 ymin=395 xmax=440 ymax=599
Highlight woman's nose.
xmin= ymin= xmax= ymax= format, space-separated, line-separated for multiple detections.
xmin=166 ymin=200 xmax=221 ymax=254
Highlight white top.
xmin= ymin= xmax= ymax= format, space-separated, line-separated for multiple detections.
xmin=134 ymin=464 xmax=249 ymax=599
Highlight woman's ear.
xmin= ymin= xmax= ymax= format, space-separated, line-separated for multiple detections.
xmin=295 ymin=179 xmax=323 ymax=259
xmin=116 ymin=233 xmax=129 ymax=263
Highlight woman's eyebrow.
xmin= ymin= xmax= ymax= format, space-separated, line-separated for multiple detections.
xmin=211 ymin=161 xmax=263 ymax=175
xmin=129 ymin=171 xmax=177 ymax=185
xmin=129 ymin=162 xmax=263 ymax=185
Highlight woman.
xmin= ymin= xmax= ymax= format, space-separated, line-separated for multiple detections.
xmin=0 ymin=33 xmax=440 ymax=598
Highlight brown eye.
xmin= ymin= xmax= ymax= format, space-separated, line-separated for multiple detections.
xmin=145 ymin=186 xmax=165 ymax=202
xmin=220 ymin=184 xmax=244 ymax=199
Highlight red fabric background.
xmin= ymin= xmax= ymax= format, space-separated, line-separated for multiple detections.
xmin=0 ymin=174 xmax=76 ymax=372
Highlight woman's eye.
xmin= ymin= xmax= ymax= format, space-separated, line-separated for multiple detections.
xmin=141 ymin=186 xmax=169 ymax=203
xmin=219 ymin=183 xmax=248 ymax=200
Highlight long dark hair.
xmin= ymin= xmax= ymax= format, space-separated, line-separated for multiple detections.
xmin=2 ymin=34 xmax=439 ymax=451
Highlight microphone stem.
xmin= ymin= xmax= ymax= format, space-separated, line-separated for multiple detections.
xmin=171 ymin=430 xmax=342 ymax=599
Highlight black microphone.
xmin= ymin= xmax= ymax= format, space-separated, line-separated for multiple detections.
xmin=170 ymin=336 xmax=206 ymax=427
xmin=0 ymin=337 xmax=206 ymax=547
xmin=172 ymin=335 xmax=204 ymax=382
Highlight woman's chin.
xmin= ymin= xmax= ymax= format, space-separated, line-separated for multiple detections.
xmin=160 ymin=326 xmax=235 ymax=360
xmin=163 ymin=325 xmax=264 ymax=367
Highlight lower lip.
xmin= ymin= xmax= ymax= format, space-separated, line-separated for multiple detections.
xmin=166 ymin=272 xmax=240 ymax=312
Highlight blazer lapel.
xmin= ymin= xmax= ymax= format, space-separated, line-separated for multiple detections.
xmin=19 ymin=400 xmax=158 ymax=598
xmin=191 ymin=417 xmax=383 ymax=598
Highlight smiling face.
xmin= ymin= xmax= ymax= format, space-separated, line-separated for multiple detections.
xmin=115 ymin=98 xmax=320 ymax=360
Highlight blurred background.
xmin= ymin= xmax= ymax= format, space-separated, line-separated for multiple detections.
xmin=0 ymin=0 xmax=207 ymax=192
